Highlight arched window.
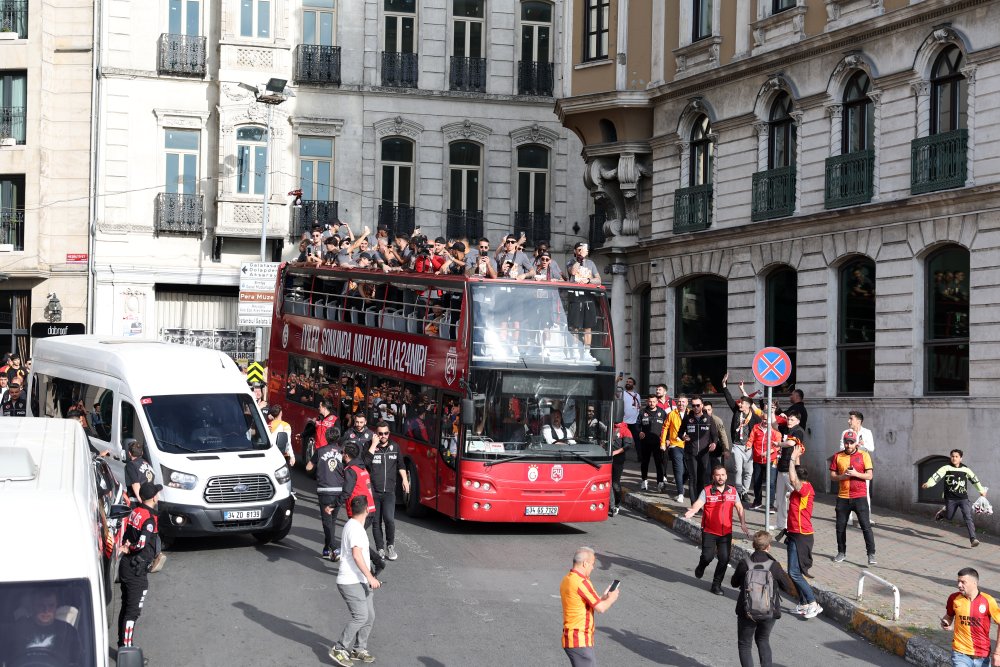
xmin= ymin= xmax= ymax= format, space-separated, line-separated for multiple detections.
xmin=842 ymin=71 xmax=873 ymax=154
xmin=768 ymin=92 xmax=795 ymax=169
xmin=379 ymin=136 xmax=415 ymax=233
xmin=515 ymin=144 xmax=550 ymax=243
xmin=926 ymin=246 xmax=970 ymax=394
xmin=236 ymin=125 xmax=267 ymax=195
xmin=447 ymin=141 xmax=483 ymax=238
xmin=838 ymin=257 xmax=876 ymax=395
xmin=599 ymin=118 xmax=618 ymax=143
xmin=765 ymin=267 xmax=797 ymax=392
xmin=917 ymin=455 xmax=951 ymax=504
xmin=690 ymin=115 xmax=712 ymax=186
xmin=676 ymin=276 xmax=727 ymax=395
xmin=931 ymin=46 xmax=967 ymax=134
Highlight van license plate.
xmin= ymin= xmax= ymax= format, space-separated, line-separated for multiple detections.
xmin=525 ymin=506 xmax=558 ymax=516
xmin=224 ymin=510 xmax=262 ymax=521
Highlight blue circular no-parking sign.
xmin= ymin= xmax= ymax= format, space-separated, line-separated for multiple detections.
xmin=752 ymin=347 xmax=793 ymax=388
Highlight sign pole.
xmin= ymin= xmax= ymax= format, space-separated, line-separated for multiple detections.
xmin=764 ymin=385 xmax=772 ymax=532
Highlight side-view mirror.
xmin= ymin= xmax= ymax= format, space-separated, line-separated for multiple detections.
xmin=110 ymin=504 xmax=133 ymax=520
xmin=461 ymin=399 xmax=475 ymax=427
xmin=117 ymin=647 xmax=145 ymax=667
xmin=276 ymin=432 xmax=289 ymax=448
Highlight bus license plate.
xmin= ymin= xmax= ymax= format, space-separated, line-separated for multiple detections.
xmin=223 ymin=510 xmax=262 ymax=521
xmin=525 ymin=506 xmax=559 ymax=517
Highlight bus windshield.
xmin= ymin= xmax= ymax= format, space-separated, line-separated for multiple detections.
xmin=0 ymin=579 xmax=96 ymax=667
xmin=465 ymin=370 xmax=614 ymax=460
xmin=141 ymin=393 xmax=270 ymax=454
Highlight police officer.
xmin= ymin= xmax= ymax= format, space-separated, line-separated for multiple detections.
xmin=638 ymin=395 xmax=669 ymax=493
xmin=681 ymin=396 xmax=721 ymax=504
xmin=338 ymin=443 xmax=385 ymax=576
xmin=340 ymin=412 xmax=374 ymax=450
xmin=118 ymin=482 xmax=160 ymax=648
xmin=314 ymin=437 xmax=346 ymax=561
xmin=0 ymin=379 xmax=26 ymax=416
xmin=364 ymin=422 xmax=410 ymax=561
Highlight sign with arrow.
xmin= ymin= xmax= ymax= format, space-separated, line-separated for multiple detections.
xmin=246 ymin=361 xmax=265 ymax=385
xmin=239 ymin=262 xmax=280 ymax=327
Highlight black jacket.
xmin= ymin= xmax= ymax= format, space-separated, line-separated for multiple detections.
xmin=363 ymin=440 xmax=402 ymax=494
xmin=731 ymin=550 xmax=794 ymax=619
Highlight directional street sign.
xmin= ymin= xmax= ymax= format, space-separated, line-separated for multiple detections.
xmin=752 ymin=346 xmax=793 ymax=388
xmin=246 ymin=362 xmax=265 ymax=384
xmin=239 ymin=262 xmax=280 ymax=327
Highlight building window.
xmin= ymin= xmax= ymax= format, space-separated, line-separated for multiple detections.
xmin=768 ymin=92 xmax=795 ymax=169
xmin=765 ymin=267 xmax=797 ymax=392
xmin=168 ymin=0 xmax=200 ymax=35
xmin=239 ymin=0 xmax=270 ymax=38
xmin=583 ymin=0 xmax=609 ymax=61
xmin=300 ymin=137 xmax=334 ymax=202
xmin=772 ymin=0 xmax=795 ymax=13
xmin=453 ymin=0 xmax=484 ymax=58
xmin=0 ymin=290 xmax=29 ymax=357
xmin=931 ymin=46 xmax=967 ymax=134
xmin=165 ymin=129 xmax=199 ymax=195
xmin=0 ymin=175 xmax=25 ymax=250
xmin=385 ymin=0 xmax=416 ymax=53
xmin=0 ymin=71 xmax=27 ymax=145
xmin=449 ymin=141 xmax=481 ymax=213
xmin=842 ymin=71 xmax=873 ymax=154
xmin=637 ymin=286 xmax=652 ymax=393
xmin=692 ymin=0 xmax=712 ymax=41
xmin=926 ymin=246 xmax=969 ymax=395
xmin=521 ymin=1 xmax=552 ymax=63
xmin=838 ymin=257 xmax=876 ymax=395
xmin=690 ymin=115 xmax=712 ymax=186
xmin=303 ymin=0 xmax=335 ymax=45
xmin=380 ymin=136 xmax=414 ymax=207
xmin=516 ymin=144 xmax=548 ymax=215
xmin=676 ymin=276 xmax=727 ymax=395
xmin=236 ymin=126 xmax=268 ymax=195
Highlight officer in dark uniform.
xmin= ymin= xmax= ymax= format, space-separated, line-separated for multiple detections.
xmin=363 ymin=422 xmax=410 ymax=561
xmin=0 ymin=379 xmax=27 ymax=416
xmin=123 ymin=440 xmax=156 ymax=504
xmin=118 ymin=482 xmax=160 ymax=648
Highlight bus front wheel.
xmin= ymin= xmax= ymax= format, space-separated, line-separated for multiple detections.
xmin=404 ymin=462 xmax=427 ymax=518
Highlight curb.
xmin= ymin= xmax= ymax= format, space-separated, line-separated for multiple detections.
xmin=623 ymin=490 xmax=951 ymax=667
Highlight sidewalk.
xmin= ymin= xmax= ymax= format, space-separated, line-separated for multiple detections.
xmin=620 ymin=464 xmax=997 ymax=667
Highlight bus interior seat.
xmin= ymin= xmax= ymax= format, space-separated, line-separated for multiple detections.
xmin=365 ymin=308 xmax=379 ymax=327
xmin=406 ymin=316 xmax=421 ymax=334
xmin=312 ymin=298 xmax=326 ymax=319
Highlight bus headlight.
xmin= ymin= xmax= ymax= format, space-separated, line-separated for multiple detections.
xmin=161 ymin=465 xmax=197 ymax=490
xmin=275 ymin=465 xmax=290 ymax=484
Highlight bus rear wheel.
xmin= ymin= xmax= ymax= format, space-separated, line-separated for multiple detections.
xmin=404 ymin=462 xmax=427 ymax=518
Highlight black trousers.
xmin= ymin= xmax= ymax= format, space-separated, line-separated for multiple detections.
xmin=684 ymin=449 xmax=699 ymax=504
xmin=834 ymin=497 xmax=876 ymax=556
xmin=626 ymin=423 xmax=642 ymax=462
xmin=118 ymin=557 xmax=149 ymax=647
xmin=638 ymin=438 xmax=665 ymax=484
xmin=698 ymin=532 xmax=732 ymax=586
xmin=737 ymin=615 xmax=776 ymax=667
xmin=610 ymin=451 xmax=626 ymax=509
xmin=945 ymin=498 xmax=977 ymax=541
xmin=318 ymin=492 xmax=341 ymax=552
xmin=371 ymin=491 xmax=396 ymax=550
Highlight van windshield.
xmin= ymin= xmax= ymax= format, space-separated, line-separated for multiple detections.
xmin=0 ymin=578 xmax=96 ymax=667
xmin=141 ymin=393 xmax=270 ymax=454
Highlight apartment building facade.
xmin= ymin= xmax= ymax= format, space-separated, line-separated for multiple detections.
xmin=557 ymin=0 xmax=1000 ymax=523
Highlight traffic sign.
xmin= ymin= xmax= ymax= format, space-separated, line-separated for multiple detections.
xmin=752 ymin=347 xmax=792 ymax=387
xmin=246 ymin=361 xmax=265 ymax=384
xmin=239 ymin=262 xmax=280 ymax=327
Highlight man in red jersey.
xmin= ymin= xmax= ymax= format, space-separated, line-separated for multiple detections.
xmin=786 ymin=447 xmax=822 ymax=619
xmin=941 ymin=567 xmax=1000 ymax=667
xmin=684 ymin=465 xmax=750 ymax=595
xmin=829 ymin=431 xmax=876 ymax=565
xmin=559 ymin=546 xmax=620 ymax=666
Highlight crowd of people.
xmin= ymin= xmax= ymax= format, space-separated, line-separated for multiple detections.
xmin=0 ymin=352 xmax=29 ymax=416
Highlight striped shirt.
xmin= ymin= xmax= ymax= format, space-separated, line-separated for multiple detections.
xmin=787 ymin=481 xmax=814 ymax=535
xmin=560 ymin=569 xmax=602 ymax=648
xmin=947 ymin=591 xmax=1000 ymax=657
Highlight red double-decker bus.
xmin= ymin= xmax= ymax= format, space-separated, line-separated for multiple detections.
xmin=266 ymin=262 xmax=617 ymax=523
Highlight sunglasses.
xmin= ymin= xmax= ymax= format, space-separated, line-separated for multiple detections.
xmin=539 ymin=257 xmax=550 ymax=261
xmin=376 ymin=432 xmax=390 ymax=436
xmin=479 ymin=246 xmax=489 ymax=250
xmin=691 ymin=403 xmax=703 ymax=408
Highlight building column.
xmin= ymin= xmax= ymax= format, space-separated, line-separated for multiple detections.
xmin=610 ymin=260 xmax=628 ymax=376
xmin=961 ymin=64 xmax=977 ymax=187
xmin=616 ymin=0 xmax=629 ymax=90
xmin=911 ymin=81 xmax=930 ymax=139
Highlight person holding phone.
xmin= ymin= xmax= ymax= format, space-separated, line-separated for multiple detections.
xmin=560 ymin=546 xmax=620 ymax=667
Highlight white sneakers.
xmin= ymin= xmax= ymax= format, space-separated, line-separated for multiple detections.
xmin=796 ymin=601 xmax=823 ymax=619
xmin=640 ymin=480 xmax=649 ymax=491
xmin=676 ymin=494 xmax=685 ymax=503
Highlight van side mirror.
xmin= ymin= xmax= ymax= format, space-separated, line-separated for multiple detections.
xmin=117 ymin=647 xmax=145 ymax=667
xmin=275 ymin=432 xmax=289 ymax=448
xmin=461 ymin=399 xmax=475 ymax=427
xmin=110 ymin=504 xmax=133 ymax=520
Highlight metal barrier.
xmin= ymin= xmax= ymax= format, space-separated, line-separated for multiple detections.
xmin=857 ymin=570 xmax=900 ymax=621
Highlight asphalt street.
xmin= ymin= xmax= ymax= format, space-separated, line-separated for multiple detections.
xmin=119 ymin=468 xmax=910 ymax=666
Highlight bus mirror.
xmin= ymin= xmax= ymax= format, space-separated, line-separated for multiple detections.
xmin=612 ymin=401 xmax=624 ymax=424
xmin=117 ymin=647 xmax=145 ymax=667
xmin=461 ymin=399 xmax=476 ymax=426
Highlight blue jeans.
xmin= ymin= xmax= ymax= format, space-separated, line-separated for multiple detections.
xmin=667 ymin=447 xmax=686 ymax=496
xmin=786 ymin=537 xmax=815 ymax=604
xmin=951 ymin=651 xmax=988 ymax=667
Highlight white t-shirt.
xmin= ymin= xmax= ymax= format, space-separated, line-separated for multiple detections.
xmin=337 ymin=518 xmax=371 ymax=585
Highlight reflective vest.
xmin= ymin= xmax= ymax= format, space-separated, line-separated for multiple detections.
xmin=346 ymin=465 xmax=375 ymax=518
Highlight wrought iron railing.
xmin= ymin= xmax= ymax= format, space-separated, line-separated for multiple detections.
xmin=824 ymin=149 xmax=874 ymax=209
xmin=381 ymin=52 xmax=418 ymax=88
xmin=449 ymin=56 xmax=487 ymax=93
xmin=157 ymin=33 xmax=207 ymax=77
xmin=673 ymin=183 xmax=713 ymax=233
xmin=750 ymin=166 xmax=796 ymax=221
xmin=294 ymin=44 xmax=342 ymax=86
xmin=155 ymin=193 xmax=204 ymax=236
xmin=0 ymin=208 xmax=24 ymax=249
xmin=0 ymin=106 xmax=25 ymax=144
xmin=911 ymin=129 xmax=967 ymax=195
xmin=589 ymin=209 xmax=607 ymax=248
xmin=517 ymin=61 xmax=554 ymax=96
xmin=513 ymin=211 xmax=551 ymax=246
xmin=0 ymin=0 xmax=27 ymax=39
xmin=377 ymin=204 xmax=416 ymax=238
xmin=446 ymin=209 xmax=483 ymax=240
xmin=290 ymin=200 xmax=339 ymax=237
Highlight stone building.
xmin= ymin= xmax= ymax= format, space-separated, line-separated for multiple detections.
xmin=556 ymin=0 xmax=1000 ymax=526
xmin=91 ymin=0 xmax=588 ymax=351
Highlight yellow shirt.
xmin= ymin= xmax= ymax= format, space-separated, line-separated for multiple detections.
xmin=666 ymin=410 xmax=685 ymax=448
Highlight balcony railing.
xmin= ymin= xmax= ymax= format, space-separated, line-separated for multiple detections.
xmin=0 ymin=106 xmax=25 ymax=145
xmin=155 ymin=193 xmax=204 ymax=237
xmin=513 ymin=211 xmax=551 ymax=246
xmin=157 ymin=33 xmax=207 ymax=77
xmin=911 ymin=129 xmax=967 ymax=195
xmin=377 ymin=204 xmax=415 ymax=238
xmin=381 ymin=52 xmax=418 ymax=88
xmin=446 ymin=209 xmax=483 ymax=240
xmin=517 ymin=61 xmax=554 ymax=96
xmin=0 ymin=0 xmax=27 ymax=39
xmin=0 ymin=208 xmax=24 ymax=250
xmin=290 ymin=199 xmax=339 ymax=237
xmin=673 ymin=183 xmax=713 ymax=233
xmin=294 ymin=44 xmax=342 ymax=86
xmin=589 ymin=209 xmax=607 ymax=248
xmin=825 ymin=149 xmax=874 ymax=209
xmin=449 ymin=56 xmax=487 ymax=93
xmin=750 ymin=166 xmax=796 ymax=221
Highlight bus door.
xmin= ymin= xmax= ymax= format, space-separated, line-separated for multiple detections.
xmin=436 ymin=393 xmax=461 ymax=518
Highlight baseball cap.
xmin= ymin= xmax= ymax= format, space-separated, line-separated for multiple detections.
xmin=842 ymin=431 xmax=857 ymax=444
xmin=359 ymin=252 xmax=375 ymax=261
xmin=139 ymin=482 xmax=163 ymax=501
xmin=451 ymin=241 xmax=466 ymax=252
xmin=505 ymin=234 xmax=518 ymax=242
xmin=574 ymin=242 xmax=589 ymax=251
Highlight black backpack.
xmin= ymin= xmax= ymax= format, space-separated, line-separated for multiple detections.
xmin=742 ymin=557 xmax=776 ymax=622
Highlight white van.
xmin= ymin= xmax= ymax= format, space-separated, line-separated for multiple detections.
xmin=28 ymin=337 xmax=295 ymax=544
xmin=0 ymin=417 xmax=142 ymax=667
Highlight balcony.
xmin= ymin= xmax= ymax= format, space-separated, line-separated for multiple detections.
xmin=825 ymin=149 xmax=874 ymax=209
xmin=381 ymin=52 xmax=418 ymax=88
xmin=911 ymin=129 xmax=967 ymax=195
xmin=0 ymin=106 xmax=25 ymax=145
xmin=517 ymin=61 xmax=554 ymax=96
xmin=155 ymin=193 xmax=204 ymax=237
xmin=157 ymin=33 xmax=207 ymax=78
xmin=449 ymin=57 xmax=487 ymax=93
xmin=294 ymin=44 xmax=341 ymax=86
xmin=588 ymin=209 xmax=607 ymax=248
xmin=446 ymin=209 xmax=483 ymax=240
xmin=290 ymin=199 xmax=339 ymax=237
xmin=0 ymin=0 xmax=27 ymax=39
xmin=377 ymin=204 xmax=415 ymax=238
xmin=673 ymin=183 xmax=713 ymax=233
xmin=0 ymin=208 xmax=24 ymax=250
xmin=750 ymin=166 xmax=796 ymax=221
xmin=513 ymin=211 xmax=550 ymax=245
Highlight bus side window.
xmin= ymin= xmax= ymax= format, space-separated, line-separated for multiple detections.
xmin=120 ymin=400 xmax=147 ymax=457
xmin=439 ymin=395 xmax=459 ymax=468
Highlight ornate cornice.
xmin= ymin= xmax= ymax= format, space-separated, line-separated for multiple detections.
xmin=510 ymin=123 xmax=560 ymax=147
xmin=373 ymin=116 xmax=424 ymax=140
xmin=441 ymin=120 xmax=492 ymax=143
xmin=289 ymin=116 xmax=345 ymax=137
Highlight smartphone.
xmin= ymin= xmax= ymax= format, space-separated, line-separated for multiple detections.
xmin=609 ymin=579 xmax=621 ymax=593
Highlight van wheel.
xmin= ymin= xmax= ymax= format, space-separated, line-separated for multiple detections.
xmin=253 ymin=523 xmax=292 ymax=544
xmin=159 ymin=533 xmax=175 ymax=551
xmin=404 ymin=462 xmax=427 ymax=518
